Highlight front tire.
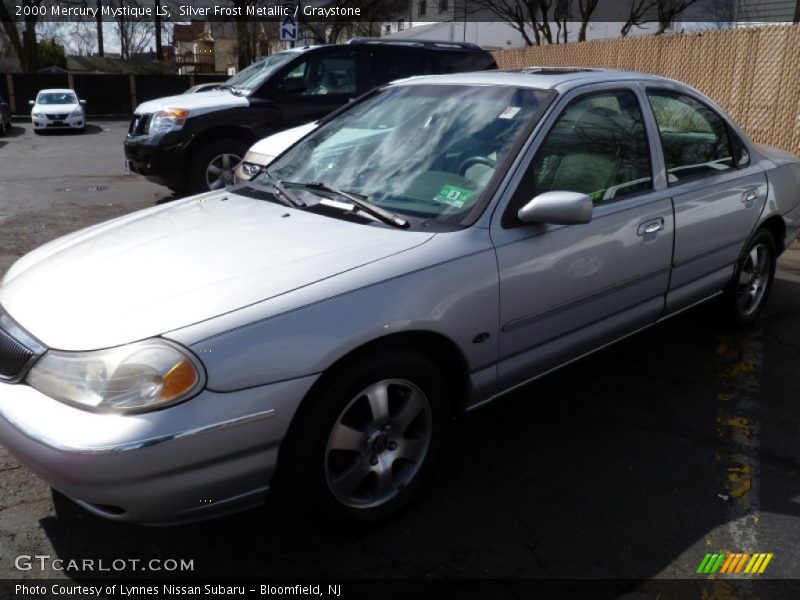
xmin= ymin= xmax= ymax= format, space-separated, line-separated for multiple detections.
xmin=278 ymin=351 xmax=449 ymax=525
xmin=718 ymin=228 xmax=776 ymax=328
xmin=188 ymin=138 xmax=247 ymax=194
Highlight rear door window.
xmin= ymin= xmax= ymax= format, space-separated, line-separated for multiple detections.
xmin=646 ymin=90 xmax=734 ymax=184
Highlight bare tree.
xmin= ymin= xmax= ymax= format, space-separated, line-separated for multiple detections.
xmin=577 ymin=0 xmax=599 ymax=41
xmin=470 ymin=0 xmax=597 ymax=46
xmin=64 ymin=20 xmax=98 ymax=56
xmin=621 ymin=0 xmax=698 ymax=37
xmin=655 ymin=0 xmax=699 ymax=34
xmin=0 ymin=0 xmax=46 ymax=71
xmin=108 ymin=0 xmax=154 ymax=59
xmin=620 ymin=0 xmax=658 ymax=37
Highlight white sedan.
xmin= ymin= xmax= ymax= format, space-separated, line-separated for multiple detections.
xmin=29 ymin=89 xmax=86 ymax=133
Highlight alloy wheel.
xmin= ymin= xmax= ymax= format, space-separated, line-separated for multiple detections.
xmin=324 ymin=379 xmax=432 ymax=509
xmin=736 ymin=242 xmax=770 ymax=317
xmin=205 ymin=152 xmax=242 ymax=190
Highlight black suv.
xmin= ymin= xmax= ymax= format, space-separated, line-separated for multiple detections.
xmin=124 ymin=39 xmax=497 ymax=194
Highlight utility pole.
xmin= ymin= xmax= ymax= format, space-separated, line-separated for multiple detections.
xmin=96 ymin=0 xmax=104 ymax=56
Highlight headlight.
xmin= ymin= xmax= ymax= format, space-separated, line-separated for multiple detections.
xmin=69 ymin=107 xmax=83 ymax=117
xmin=26 ymin=339 xmax=205 ymax=414
xmin=242 ymin=150 xmax=275 ymax=171
xmin=148 ymin=108 xmax=189 ymax=135
xmin=31 ymin=112 xmax=44 ymax=118
xmin=240 ymin=162 xmax=263 ymax=178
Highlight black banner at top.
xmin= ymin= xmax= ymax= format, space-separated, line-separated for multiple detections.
xmin=2 ymin=0 xmax=797 ymax=23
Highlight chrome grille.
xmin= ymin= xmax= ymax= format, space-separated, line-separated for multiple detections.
xmin=128 ymin=113 xmax=150 ymax=136
xmin=47 ymin=114 xmax=68 ymax=120
xmin=0 ymin=328 xmax=33 ymax=380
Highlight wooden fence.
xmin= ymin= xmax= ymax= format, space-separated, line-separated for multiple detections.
xmin=492 ymin=25 xmax=800 ymax=156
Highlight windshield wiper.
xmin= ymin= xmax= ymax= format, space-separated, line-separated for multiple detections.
xmin=283 ymin=181 xmax=409 ymax=229
xmin=239 ymin=173 xmax=305 ymax=208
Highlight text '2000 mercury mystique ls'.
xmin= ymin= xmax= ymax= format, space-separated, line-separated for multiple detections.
xmin=0 ymin=69 xmax=799 ymax=525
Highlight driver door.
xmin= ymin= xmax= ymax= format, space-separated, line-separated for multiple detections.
xmin=490 ymin=85 xmax=674 ymax=389
xmin=270 ymin=49 xmax=362 ymax=130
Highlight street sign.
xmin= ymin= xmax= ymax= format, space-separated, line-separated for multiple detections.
xmin=280 ymin=15 xmax=297 ymax=42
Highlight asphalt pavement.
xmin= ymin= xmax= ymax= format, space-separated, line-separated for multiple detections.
xmin=0 ymin=119 xmax=799 ymax=586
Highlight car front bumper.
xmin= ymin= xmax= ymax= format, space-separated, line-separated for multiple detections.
xmin=124 ymin=134 xmax=186 ymax=189
xmin=32 ymin=115 xmax=84 ymax=129
xmin=0 ymin=374 xmax=317 ymax=524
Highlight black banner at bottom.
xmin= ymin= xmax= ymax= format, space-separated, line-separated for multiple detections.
xmin=2 ymin=579 xmax=800 ymax=600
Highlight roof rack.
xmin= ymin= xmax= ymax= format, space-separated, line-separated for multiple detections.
xmin=347 ymin=37 xmax=483 ymax=51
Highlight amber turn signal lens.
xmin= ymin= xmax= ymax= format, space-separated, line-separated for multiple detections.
xmin=160 ymin=358 xmax=200 ymax=402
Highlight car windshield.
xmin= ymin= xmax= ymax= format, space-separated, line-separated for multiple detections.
xmin=263 ymin=84 xmax=549 ymax=224
xmin=37 ymin=92 xmax=77 ymax=105
xmin=224 ymin=52 xmax=295 ymax=92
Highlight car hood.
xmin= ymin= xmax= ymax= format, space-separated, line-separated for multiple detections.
xmin=0 ymin=192 xmax=433 ymax=351
xmin=135 ymin=90 xmax=248 ymax=116
xmin=33 ymin=103 xmax=79 ymax=114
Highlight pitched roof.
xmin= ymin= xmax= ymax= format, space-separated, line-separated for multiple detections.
xmin=173 ymin=21 xmax=209 ymax=42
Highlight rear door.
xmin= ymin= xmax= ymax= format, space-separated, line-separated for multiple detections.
xmin=366 ymin=47 xmax=432 ymax=88
xmin=645 ymin=88 xmax=767 ymax=315
xmin=490 ymin=83 xmax=674 ymax=389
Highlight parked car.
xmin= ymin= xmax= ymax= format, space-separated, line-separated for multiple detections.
xmin=1 ymin=70 xmax=799 ymax=525
xmin=29 ymin=89 xmax=86 ymax=133
xmin=183 ymin=82 xmax=224 ymax=94
xmin=124 ymin=39 xmax=497 ymax=194
xmin=234 ymin=121 xmax=318 ymax=183
xmin=0 ymin=95 xmax=11 ymax=136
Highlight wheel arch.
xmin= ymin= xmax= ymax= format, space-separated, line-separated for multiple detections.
xmin=269 ymin=329 xmax=471 ymax=496
xmin=758 ymin=214 xmax=787 ymax=255
xmin=185 ymin=125 xmax=257 ymax=158
xmin=307 ymin=330 xmax=471 ymax=417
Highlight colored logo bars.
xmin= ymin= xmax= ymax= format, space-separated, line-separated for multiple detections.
xmin=696 ymin=552 xmax=773 ymax=575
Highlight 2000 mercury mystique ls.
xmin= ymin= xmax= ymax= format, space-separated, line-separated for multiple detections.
xmin=1 ymin=69 xmax=799 ymax=525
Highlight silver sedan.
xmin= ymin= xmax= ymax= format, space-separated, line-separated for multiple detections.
xmin=1 ymin=69 xmax=799 ymax=525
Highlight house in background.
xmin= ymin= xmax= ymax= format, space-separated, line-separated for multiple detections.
xmin=173 ymin=21 xmax=271 ymax=75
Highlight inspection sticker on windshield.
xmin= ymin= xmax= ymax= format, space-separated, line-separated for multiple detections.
xmin=434 ymin=185 xmax=472 ymax=208
xmin=498 ymin=106 xmax=521 ymax=119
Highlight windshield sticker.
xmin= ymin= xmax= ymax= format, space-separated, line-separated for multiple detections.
xmin=498 ymin=106 xmax=521 ymax=120
xmin=434 ymin=185 xmax=472 ymax=208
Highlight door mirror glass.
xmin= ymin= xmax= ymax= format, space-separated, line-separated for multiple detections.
xmin=518 ymin=191 xmax=593 ymax=225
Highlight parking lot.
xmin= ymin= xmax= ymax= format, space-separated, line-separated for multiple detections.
xmin=1 ymin=118 xmax=800 ymax=583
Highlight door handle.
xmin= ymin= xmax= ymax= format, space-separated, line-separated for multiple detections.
xmin=637 ymin=218 xmax=664 ymax=236
xmin=741 ymin=189 xmax=758 ymax=205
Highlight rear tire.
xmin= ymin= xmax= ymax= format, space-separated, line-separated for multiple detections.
xmin=188 ymin=138 xmax=247 ymax=194
xmin=276 ymin=351 xmax=450 ymax=525
xmin=717 ymin=228 xmax=776 ymax=329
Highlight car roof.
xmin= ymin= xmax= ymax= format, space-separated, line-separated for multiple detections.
xmin=37 ymin=88 xmax=77 ymax=94
xmin=392 ymin=68 xmax=676 ymax=91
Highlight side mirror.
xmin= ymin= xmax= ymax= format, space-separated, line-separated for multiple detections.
xmin=28 ymin=100 xmax=35 ymax=106
xmin=517 ymin=191 xmax=593 ymax=225
xmin=278 ymin=78 xmax=306 ymax=95
xmin=80 ymin=99 xmax=87 ymax=105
